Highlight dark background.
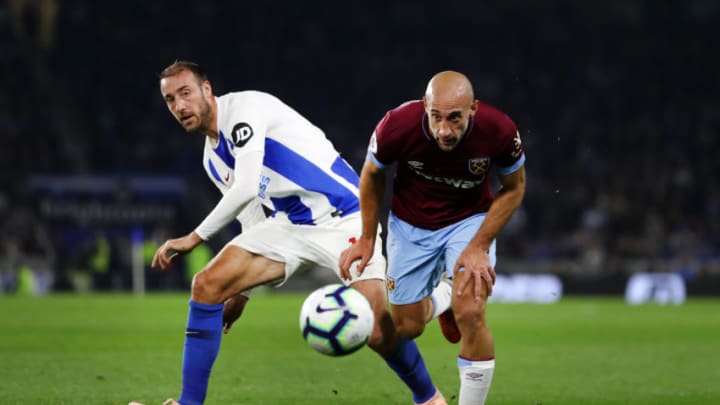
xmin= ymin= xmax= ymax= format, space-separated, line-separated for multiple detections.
xmin=1 ymin=0 xmax=719 ymax=295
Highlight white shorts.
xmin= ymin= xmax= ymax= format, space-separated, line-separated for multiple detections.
xmin=228 ymin=213 xmax=386 ymax=287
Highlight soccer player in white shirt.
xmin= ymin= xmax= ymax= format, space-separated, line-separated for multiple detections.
xmin=130 ymin=61 xmax=446 ymax=405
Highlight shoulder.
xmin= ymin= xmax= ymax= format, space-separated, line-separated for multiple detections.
xmin=376 ymin=100 xmax=424 ymax=138
xmin=473 ymin=101 xmax=517 ymax=138
xmin=473 ymin=101 xmax=524 ymax=165
xmin=217 ymin=91 xmax=284 ymax=148
xmin=219 ymin=90 xmax=281 ymax=109
xmin=218 ymin=90 xmax=287 ymax=128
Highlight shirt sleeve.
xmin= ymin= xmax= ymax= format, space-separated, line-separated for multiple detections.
xmin=194 ymin=94 xmax=269 ymax=240
xmin=494 ymin=115 xmax=525 ymax=175
xmin=369 ymin=110 xmax=399 ymax=167
xmin=194 ymin=150 xmax=264 ymax=240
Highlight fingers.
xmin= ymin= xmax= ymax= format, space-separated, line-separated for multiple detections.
xmin=151 ymin=243 xmax=178 ymax=271
xmin=454 ymin=263 xmax=470 ymax=297
xmin=166 ymin=248 xmax=178 ymax=260
xmin=455 ymin=263 xmax=494 ymax=300
xmin=339 ymin=251 xmax=352 ymax=280
xmin=151 ymin=249 xmax=160 ymax=269
xmin=478 ymin=269 xmax=493 ymax=298
xmin=340 ymin=258 xmax=367 ymax=281
xmin=482 ymin=265 xmax=496 ymax=297
xmin=355 ymin=258 xmax=368 ymax=277
xmin=339 ymin=243 xmax=369 ymax=281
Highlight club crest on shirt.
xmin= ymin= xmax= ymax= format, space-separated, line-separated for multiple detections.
xmin=386 ymin=276 xmax=395 ymax=292
xmin=231 ymin=122 xmax=254 ymax=147
xmin=468 ymin=157 xmax=490 ymax=175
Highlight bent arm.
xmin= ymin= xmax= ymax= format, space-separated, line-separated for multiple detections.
xmin=470 ymin=165 xmax=526 ymax=251
xmin=358 ymin=155 xmax=387 ymax=242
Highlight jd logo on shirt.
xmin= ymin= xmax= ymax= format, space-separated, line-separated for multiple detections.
xmin=231 ymin=122 xmax=254 ymax=147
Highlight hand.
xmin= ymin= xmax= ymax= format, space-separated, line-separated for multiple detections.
xmin=223 ymin=294 xmax=249 ymax=334
xmin=453 ymin=247 xmax=496 ymax=301
xmin=151 ymin=232 xmax=203 ymax=271
xmin=338 ymin=237 xmax=375 ymax=281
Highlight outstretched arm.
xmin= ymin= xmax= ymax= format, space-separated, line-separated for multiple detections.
xmin=339 ymin=155 xmax=387 ymax=280
xmin=152 ymin=150 xmax=264 ymax=271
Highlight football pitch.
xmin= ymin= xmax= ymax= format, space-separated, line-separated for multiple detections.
xmin=0 ymin=294 xmax=718 ymax=404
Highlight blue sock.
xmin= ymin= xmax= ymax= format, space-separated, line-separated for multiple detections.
xmin=178 ymin=301 xmax=224 ymax=405
xmin=384 ymin=337 xmax=436 ymax=403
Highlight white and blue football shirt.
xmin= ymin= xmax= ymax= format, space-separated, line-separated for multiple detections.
xmin=195 ymin=91 xmax=360 ymax=240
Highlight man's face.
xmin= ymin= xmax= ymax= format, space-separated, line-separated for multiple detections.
xmin=160 ymin=69 xmax=212 ymax=132
xmin=424 ymin=96 xmax=477 ymax=152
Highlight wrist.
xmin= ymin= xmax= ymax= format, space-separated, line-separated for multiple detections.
xmin=189 ymin=231 xmax=204 ymax=246
xmin=471 ymin=239 xmax=492 ymax=253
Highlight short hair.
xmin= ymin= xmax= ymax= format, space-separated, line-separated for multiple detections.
xmin=158 ymin=60 xmax=208 ymax=83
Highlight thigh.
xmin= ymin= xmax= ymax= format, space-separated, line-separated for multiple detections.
xmin=229 ymin=216 xmax=386 ymax=286
xmin=390 ymin=299 xmax=433 ymax=339
xmin=228 ymin=221 xmax=311 ymax=287
xmin=310 ymin=215 xmax=386 ymax=284
xmin=198 ymin=244 xmax=285 ymax=303
xmin=444 ymin=213 xmax=497 ymax=280
xmin=386 ymin=213 xmax=444 ymax=305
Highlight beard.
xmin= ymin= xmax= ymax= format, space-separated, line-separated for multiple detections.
xmin=180 ymin=93 xmax=213 ymax=133
xmin=433 ymin=122 xmax=468 ymax=151
xmin=195 ymin=98 xmax=213 ymax=132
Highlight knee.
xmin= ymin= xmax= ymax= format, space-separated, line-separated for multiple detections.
xmin=453 ymin=300 xmax=487 ymax=328
xmin=191 ymin=271 xmax=223 ymax=304
xmin=366 ymin=326 xmax=386 ymax=352
xmin=393 ymin=315 xmax=426 ymax=340
xmin=364 ymin=308 xmax=397 ymax=356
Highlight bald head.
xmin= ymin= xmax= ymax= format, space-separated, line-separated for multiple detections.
xmin=423 ymin=71 xmax=478 ymax=151
xmin=424 ymin=71 xmax=474 ymax=105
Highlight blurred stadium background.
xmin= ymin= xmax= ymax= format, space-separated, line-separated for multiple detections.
xmin=2 ymin=0 xmax=718 ymax=298
xmin=2 ymin=1 xmax=720 ymax=404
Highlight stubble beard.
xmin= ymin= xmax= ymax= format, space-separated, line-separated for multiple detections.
xmin=183 ymin=97 xmax=213 ymax=133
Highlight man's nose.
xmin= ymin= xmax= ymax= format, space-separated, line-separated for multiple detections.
xmin=174 ymin=99 xmax=186 ymax=113
xmin=438 ymin=120 xmax=451 ymax=136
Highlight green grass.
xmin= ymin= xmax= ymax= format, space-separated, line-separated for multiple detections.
xmin=0 ymin=294 xmax=718 ymax=404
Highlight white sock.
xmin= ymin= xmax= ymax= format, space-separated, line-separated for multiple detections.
xmin=430 ymin=280 xmax=452 ymax=319
xmin=458 ymin=358 xmax=495 ymax=405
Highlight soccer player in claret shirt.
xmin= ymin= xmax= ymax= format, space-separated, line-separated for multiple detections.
xmin=129 ymin=60 xmax=446 ymax=405
xmin=340 ymin=70 xmax=526 ymax=404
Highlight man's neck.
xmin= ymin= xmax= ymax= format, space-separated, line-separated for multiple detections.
xmin=201 ymin=96 xmax=219 ymax=141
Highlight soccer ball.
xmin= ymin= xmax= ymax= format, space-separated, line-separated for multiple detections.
xmin=299 ymin=284 xmax=374 ymax=356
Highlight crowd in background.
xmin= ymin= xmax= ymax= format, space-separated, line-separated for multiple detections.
xmin=1 ymin=0 xmax=719 ymax=293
